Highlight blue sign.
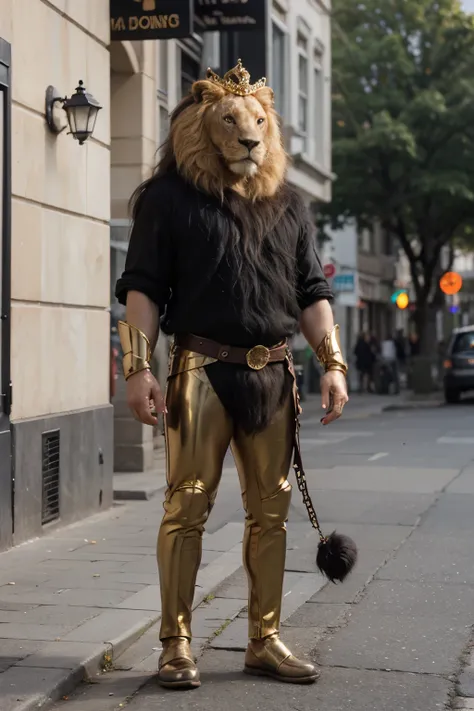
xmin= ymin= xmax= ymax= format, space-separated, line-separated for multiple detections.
xmin=333 ymin=273 xmax=355 ymax=292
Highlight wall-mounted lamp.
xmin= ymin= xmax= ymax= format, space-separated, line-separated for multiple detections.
xmin=45 ymin=81 xmax=102 ymax=145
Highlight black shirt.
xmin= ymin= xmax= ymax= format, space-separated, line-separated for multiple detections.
xmin=115 ymin=171 xmax=332 ymax=348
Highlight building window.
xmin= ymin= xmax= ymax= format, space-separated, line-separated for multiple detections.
xmin=272 ymin=22 xmax=286 ymax=118
xmin=158 ymin=41 xmax=168 ymax=96
xmin=297 ymin=32 xmax=308 ymax=148
xmin=157 ymin=42 xmax=169 ymax=147
xmin=180 ymin=50 xmax=200 ymax=99
xmin=382 ymin=228 xmax=392 ymax=256
xmin=313 ymin=51 xmax=324 ymax=163
xmin=359 ymin=227 xmax=375 ymax=254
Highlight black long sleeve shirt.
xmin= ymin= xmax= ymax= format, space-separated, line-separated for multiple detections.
xmin=115 ymin=171 xmax=333 ymax=348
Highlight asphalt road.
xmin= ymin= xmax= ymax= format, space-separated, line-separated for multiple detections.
xmin=51 ymin=398 xmax=474 ymax=711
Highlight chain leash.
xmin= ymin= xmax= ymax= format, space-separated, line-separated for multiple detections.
xmin=288 ymin=350 xmax=327 ymax=544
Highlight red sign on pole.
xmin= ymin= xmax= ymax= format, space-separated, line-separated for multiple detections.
xmin=323 ymin=263 xmax=336 ymax=279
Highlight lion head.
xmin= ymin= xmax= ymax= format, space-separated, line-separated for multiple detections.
xmin=163 ymin=74 xmax=287 ymax=201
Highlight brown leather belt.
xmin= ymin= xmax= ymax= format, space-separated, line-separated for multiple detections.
xmin=175 ymin=334 xmax=288 ymax=371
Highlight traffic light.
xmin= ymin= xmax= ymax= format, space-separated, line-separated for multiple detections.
xmin=396 ymin=292 xmax=409 ymax=309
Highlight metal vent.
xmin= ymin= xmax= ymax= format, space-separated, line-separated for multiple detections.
xmin=42 ymin=430 xmax=60 ymax=525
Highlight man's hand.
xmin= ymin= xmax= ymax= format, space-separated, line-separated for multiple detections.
xmin=320 ymin=370 xmax=349 ymax=425
xmin=126 ymin=370 xmax=166 ymax=426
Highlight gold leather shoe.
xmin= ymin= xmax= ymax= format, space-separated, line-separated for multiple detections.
xmin=157 ymin=637 xmax=200 ymax=690
xmin=244 ymin=635 xmax=319 ymax=685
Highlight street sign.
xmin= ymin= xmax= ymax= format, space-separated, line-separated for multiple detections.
xmin=194 ymin=0 xmax=266 ymax=33
xmin=323 ymin=263 xmax=336 ymax=279
xmin=440 ymin=271 xmax=463 ymax=296
xmin=333 ymin=273 xmax=355 ymax=292
xmin=110 ymin=0 xmax=193 ymax=41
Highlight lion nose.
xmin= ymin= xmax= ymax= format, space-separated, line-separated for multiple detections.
xmin=238 ymin=138 xmax=260 ymax=152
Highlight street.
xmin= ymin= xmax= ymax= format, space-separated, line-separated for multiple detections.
xmin=42 ymin=396 xmax=474 ymax=711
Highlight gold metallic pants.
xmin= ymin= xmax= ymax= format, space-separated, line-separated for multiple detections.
xmin=158 ymin=348 xmax=295 ymax=641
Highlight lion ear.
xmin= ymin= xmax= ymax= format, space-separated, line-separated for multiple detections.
xmin=254 ymin=87 xmax=275 ymax=110
xmin=192 ymin=80 xmax=226 ymax=104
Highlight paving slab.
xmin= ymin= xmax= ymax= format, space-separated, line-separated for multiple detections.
xmin=192 ymin=597 xmax=246 ymax=639
xmin=378 ymin=532 xmax=474 ymax=584
xmin=0 ymin=639 xmax=44 ymax=663
xmin=4 ymin=607 xmax=125 ymax=631
xmin=319 ymin=580 xmax=474 ymax=675
xmin=118 ymin=586 xmax=161 ymax=612
xmin=415 ymin=492 xmax=474 ymax=535
xmin=202 ymin=523 xmax=243 ymax=552
xmin=0 ymin=623 xmax=70 ymax=641
xmin=283 ymin=602 xmax=351 ymax=629
xmin=0 ymin=665 xmax=79 ymax=711
xmin=213 ymin=567 xmax=248 ymax=600
xmin=60 ymin=609 xmax=156 ymax=644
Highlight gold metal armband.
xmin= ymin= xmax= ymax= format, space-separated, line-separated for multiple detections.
xmin=117 ymin=320 xmax=152 ymax=381
xmin=315 ymin=324 xmax=348 ymax=376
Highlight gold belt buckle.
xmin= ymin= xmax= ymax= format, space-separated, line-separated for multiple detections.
xmin=246 ymin=345 xmax=270 ymax=370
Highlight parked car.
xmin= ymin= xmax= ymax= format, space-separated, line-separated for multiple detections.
xmin=443 ymin=325 xmax=474 ymax=403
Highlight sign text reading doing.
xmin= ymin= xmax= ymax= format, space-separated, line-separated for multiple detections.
xmin=110 ymin=0 xmax=193 ymax=41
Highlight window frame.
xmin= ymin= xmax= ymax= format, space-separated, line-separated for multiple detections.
xmin=271 ymin=15 xmax=289 ymax=122
xmin=296 ymin=29 xmax=310 ymax=148
xmin=312 ymin=46 xmax=324 ymax=164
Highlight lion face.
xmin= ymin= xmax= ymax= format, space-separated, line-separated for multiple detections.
xmin=170 ymin=80 xmax=287 ymax=200
xmin=202 ymin=93 xmax=270 ymax=178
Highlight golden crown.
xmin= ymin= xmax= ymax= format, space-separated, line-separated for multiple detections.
xmin=206 ymin=59 xmax=267 ymax=97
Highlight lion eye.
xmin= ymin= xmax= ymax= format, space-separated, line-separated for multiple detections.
xmin=223 ymin=115 xmax=235 ymax=124
xmin=257 ymin=117 xmax=265 ymax=125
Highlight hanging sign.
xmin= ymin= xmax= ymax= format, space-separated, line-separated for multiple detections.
xmin=110 ymin=0 xmax=193 ymax=41
xmin=194 ymin=0 xmax=266 ymax=33
xmin=439 ymin=271 xmax=463 ymax=296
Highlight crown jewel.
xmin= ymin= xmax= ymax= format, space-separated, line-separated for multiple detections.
xmin=206 ymin=59 xmax=267 ymax=97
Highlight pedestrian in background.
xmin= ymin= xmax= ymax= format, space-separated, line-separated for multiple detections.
xmin=354 ymin=332 xmax=374 ymax=393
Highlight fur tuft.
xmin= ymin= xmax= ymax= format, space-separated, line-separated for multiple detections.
xmin=316 ymin=531 xmax=358 ymax=583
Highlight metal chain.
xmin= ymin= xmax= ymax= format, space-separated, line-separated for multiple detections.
xmin=293 ymin=432 xmax=327 ymax=543
xmin=291 ymin=374 xmax=327 ymax=544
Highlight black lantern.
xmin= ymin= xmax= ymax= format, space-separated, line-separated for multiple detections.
xmin=45 ymin=81 xmax=102 ymax=145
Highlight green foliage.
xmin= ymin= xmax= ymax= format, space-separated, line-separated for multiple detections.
xmin=320 ymin=0 xmax=474 ymax=348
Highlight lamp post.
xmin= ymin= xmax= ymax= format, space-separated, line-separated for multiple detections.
xmin=45 ymin=81 xmax=102 ymax=145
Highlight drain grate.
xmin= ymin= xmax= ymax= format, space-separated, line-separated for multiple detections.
xmin=41 ymin=430 xmax=60 ymax=525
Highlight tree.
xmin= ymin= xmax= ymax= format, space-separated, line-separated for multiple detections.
xmin=319 ymin=0 xmax=474 ymax=354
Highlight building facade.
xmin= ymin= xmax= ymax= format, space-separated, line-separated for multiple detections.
xmin=0 ymin=0 xmax=113 ymax=550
